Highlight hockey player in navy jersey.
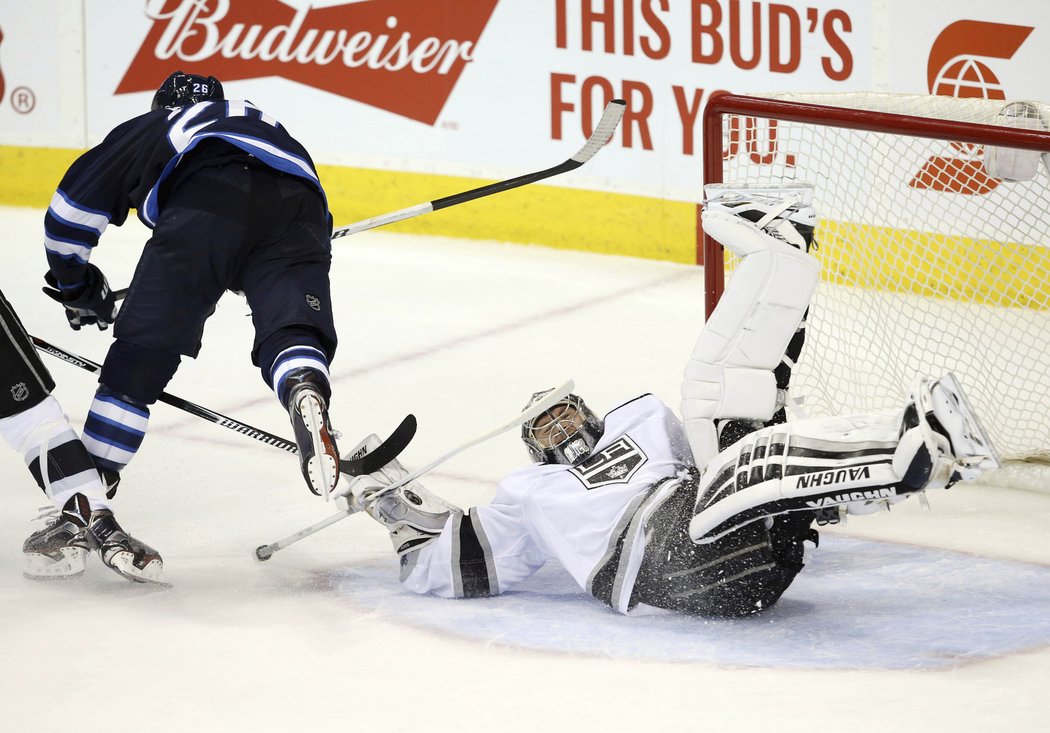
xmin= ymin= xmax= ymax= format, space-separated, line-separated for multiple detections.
xmin=1 ymin=288 xmax=162 ymax=583
xmin=341 ymin=191 xmax=999 ymax=617
xmin=41 ymin=71 xmax=343 ymax=521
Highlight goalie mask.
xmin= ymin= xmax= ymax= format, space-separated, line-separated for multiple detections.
xmin=521 ymin=391 xmax=604 ymax=466
xmin=151 ymin=71 xmax=225 ymax=110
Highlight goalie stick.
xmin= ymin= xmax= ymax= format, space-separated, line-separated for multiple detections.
xmin=31 ymin=335 xmax=415 ymax=477
xmin=253 ymin=378 xmax=576 ymax=561
xmin=329 ymin=100 xmax=626 ymax=239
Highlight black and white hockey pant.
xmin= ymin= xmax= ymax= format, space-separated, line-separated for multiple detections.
xmin=626 ymin=472 xmax=817 ymax=618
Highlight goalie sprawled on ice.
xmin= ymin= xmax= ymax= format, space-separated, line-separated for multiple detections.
xmin=344 ymin=190 xmax=1000 ymax=618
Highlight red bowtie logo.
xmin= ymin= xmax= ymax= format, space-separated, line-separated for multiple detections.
xmin=116 ymin=0 xmax=498 ymax=125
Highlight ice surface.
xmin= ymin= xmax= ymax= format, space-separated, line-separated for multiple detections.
xmin=1 ymin=206 xmax=1048 ymax=732
xmin=335 ymin=537 xmax=1050 ymax=670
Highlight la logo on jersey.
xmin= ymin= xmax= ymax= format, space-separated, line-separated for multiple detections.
xmin=116 ymin=0 xmax=498 ymax=125
xmin=570 ymin=436 xmax=647 ymax=490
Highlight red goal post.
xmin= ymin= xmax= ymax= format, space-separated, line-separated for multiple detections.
xmin=700 ymin=91 xmax=1050 ymax=465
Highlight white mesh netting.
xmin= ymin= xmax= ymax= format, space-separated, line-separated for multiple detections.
xmin=712 ymin=92 xmax=1050 ymax=467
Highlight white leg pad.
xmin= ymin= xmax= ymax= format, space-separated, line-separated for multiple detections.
xmin=681 ymin=215 xmax=820 ymax=466
xmin=681 ymin=365 xmax=777 ymax=466
xmin=691 ymin=224 xmax=819 ymax=369
xmin=689 ymin=412 xmax=904 ymax=543
xmin=682 ymin=364 xmax=778 ymax=420
xmin=704 ymin=208 xmax=797 ymax=259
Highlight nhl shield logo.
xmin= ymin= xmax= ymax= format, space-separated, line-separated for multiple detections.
xmin=305 ymin=294 xmax=322 ymax=311
xmin=10 ymin=382 xmax=29 ymax=402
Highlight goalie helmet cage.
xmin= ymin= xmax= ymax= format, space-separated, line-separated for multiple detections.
xmin=701 ymin=91 xmax=1050 ymax=466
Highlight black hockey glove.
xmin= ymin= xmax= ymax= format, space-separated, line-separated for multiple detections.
xmin=42 ymin=265 xmax=118 ymax=331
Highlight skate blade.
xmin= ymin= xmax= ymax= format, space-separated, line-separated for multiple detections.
xmin=103 ymin=553 xmax=170 ymax=587
xmin=938 ymin=372 xmax=1002 ymax=472
xmin=704 ymin=184 xmax=815 ymax=206
xmin=23 ymin=546 xmax=89 ymax=580
xmin=299 ymin=396 xmax=340 ymax=500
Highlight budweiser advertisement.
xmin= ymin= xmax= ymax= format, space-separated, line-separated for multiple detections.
xmin=116 ymin=0 xmax=498 ymax=125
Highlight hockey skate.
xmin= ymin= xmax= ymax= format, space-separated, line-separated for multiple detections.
xmin=100 ymin=467 xmax=121 ymax=499
xmin=23 ymin=493 xmax=93 ymax=580
xmin=838 ymin=372 xmax=1002 ymax=521
xmin=894 ymin=372 xmax=1001 ymax=492
xmin=88 ymin=510 xmax=166 ymax=585
xmin=702 ymin=186 xmax=817 ymax=252
xmin=285 ymin=368 xmax=341 ymax=499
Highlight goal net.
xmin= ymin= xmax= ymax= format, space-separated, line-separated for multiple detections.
xmin=702 ymin=92 xmax=1050 ymax=471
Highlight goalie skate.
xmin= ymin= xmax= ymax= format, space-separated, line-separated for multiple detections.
xmin=897 ymin=372 xmax=1001 ymax=490
xmin=23 ymin=494 xmax=92 ymax=580
xmin=703 ymin=185 xmax=817 ymax=252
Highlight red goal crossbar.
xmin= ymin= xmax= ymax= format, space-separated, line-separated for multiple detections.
xmin=699 ymin=91 xmax=1050 ymax=318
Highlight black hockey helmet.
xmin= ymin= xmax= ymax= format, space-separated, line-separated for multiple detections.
xmin=521 ymin=390 xmax=604 ymax=466
xmin=151 ymin=70 xmax=224 ymax=110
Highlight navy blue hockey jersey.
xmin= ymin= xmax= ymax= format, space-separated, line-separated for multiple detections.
xmin=43 ymin=100 xmax=328 ymax=291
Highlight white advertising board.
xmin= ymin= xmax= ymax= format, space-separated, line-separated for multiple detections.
xmin=884 ymin=2 xmax=1050 ymax=101
xmin=3 ymin=1 xmax=1048 ymax=207
xmin=0 ymin=0 xmax=85 ymax=147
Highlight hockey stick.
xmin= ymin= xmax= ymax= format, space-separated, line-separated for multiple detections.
xmin=330 ymin=100 xmax=626 ymax=240
xmin=31 ymin=335 xmax=415 ymax=476
xmin=253 ymin=378 xmax=576 ymax=561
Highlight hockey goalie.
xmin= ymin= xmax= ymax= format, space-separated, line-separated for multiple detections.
xmin=343 ymin=189 xmax=1000 ymax=618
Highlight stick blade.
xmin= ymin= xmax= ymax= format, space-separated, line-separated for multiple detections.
xmin=339 ymin=414 xmax=418 ymax=476
xmin=570 ymin=99 xmax=626 ymax=164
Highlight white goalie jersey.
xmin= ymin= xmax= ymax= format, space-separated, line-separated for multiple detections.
xmin=400 ymin=394 xmax=694 ymax=611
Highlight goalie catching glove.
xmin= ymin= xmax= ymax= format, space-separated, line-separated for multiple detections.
xmin=340 ymin=435 xmax=460 ymax=556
